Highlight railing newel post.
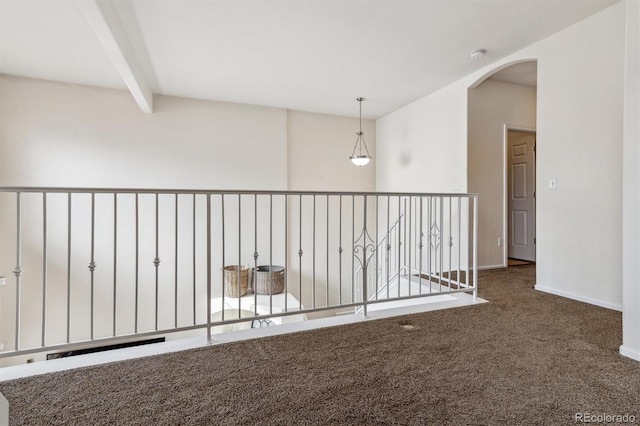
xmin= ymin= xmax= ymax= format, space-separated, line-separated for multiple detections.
xmin=473 ymin=195 xmax=478 ymax=302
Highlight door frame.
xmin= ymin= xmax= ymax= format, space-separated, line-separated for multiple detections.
xmin=503 ymin=125 xmax=536 ymax=266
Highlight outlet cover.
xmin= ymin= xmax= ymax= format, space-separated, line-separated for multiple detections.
xmin=0 ymin=276 xmax=6 ymax=286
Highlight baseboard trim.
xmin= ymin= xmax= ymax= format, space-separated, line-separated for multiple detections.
xmin=619 ymin=345 xmax=640 ymax=362
xmin=534 ymin=284 xmax=622 ymax=312
xmin=478 ymin=264 xmax=507 ymax=271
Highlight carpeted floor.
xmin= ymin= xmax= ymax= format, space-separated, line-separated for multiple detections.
xmin=508 ymin=258 xmax=532 ymax=266
xmin=1 ymin=265 xmax=639 ymax=425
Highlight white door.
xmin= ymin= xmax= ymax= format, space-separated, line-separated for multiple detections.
xmin=508 ymin=131 xmax=536 ymax=262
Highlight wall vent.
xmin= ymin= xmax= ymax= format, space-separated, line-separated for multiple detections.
xmin=46 ymin=337 xmax=165 ymax=360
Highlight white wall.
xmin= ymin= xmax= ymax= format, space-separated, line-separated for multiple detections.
xmin=0 ymin=75 xmax=376 ymax=364
xmin=287 ymin=111 xmax=375 ymax=315
xmin=377 ymin=2 xmax=625 ymax=310
xmin=468 ymin=80 xmax=537 ymax=268
xmin=376 ymin=83 xmax=467 ymax=194
xmin=287 ymin=110 xmax=375 ymax=192
xmin=621 ymin=0 xmax=640 ymax=361
xmin=0 ymin=75 xmax=288 ymax=190
xmin=533 ymin=3 xmax=624 ymax=310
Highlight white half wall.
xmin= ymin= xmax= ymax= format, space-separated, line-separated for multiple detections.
xmin=376 ymin=2 xmax=626 ymax=310
xmin=621 ymin=0 xmax=640 ymax=361
xmin=468 ymin=80 xmax=537 ymax=268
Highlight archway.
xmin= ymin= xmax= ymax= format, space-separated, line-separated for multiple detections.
xmin=466 ymin=60 xmax=538 ymax=269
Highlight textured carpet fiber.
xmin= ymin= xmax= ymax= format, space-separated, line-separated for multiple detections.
xmin=2 ymin=265 xmax=639 ymax=425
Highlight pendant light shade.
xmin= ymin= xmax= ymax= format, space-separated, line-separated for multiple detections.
xmin=350 ymin=154 xmax=371 ymax=167
xmin=350 ymin=97 xmax=372 ymax=167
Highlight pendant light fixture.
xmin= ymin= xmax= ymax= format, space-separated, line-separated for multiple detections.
xmin=349 ymin=97 xmax=371 ymax=167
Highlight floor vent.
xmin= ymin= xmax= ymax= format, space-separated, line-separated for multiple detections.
xmin=46 ymin=337 xmax=165 ymax=360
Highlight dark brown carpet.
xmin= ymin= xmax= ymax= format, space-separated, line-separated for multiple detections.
xmin=2 ymin=265 xmax=639 ymax=425
xmin=508 ymin=258 xmax=533 ymax=267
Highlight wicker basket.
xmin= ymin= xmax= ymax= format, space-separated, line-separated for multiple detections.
xmin=254 ymin=265 xmax=285 ymax=295
xmin=223 ymin=265 xmax=249 ymax=297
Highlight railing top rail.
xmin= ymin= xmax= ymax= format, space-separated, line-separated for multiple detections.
xmin=0 ymin=186 xmax=478 ymax=198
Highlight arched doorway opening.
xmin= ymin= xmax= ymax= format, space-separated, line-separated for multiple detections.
xmin=467 ymin=60 xmax=538 ymax=269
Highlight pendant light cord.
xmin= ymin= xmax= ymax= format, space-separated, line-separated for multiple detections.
xmin=359 ymin=97 xmax=363 ymax=134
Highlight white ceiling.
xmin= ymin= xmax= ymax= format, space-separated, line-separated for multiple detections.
xmin=0 ymin=0 xmax=618 ymax=118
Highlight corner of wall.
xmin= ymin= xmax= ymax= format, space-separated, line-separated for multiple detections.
xmin=0 ymin=391 xmax=7 ymax=426
xmin=621 ymin=0 xmax=640 ymax=360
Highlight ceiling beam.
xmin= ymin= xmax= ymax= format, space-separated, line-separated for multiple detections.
xmin=76 ymin=0 xmax=153 ymax=113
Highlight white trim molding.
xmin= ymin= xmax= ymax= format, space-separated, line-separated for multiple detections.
xmin=535 ymin=284 xmax=623 ymax=312
xmin=503 ymin=125 xmax=537 ymax=267
xmin=619 ymin=345 xmax=640 ymax=362
xmin=478 ymin=264 xmax=507 ymax=271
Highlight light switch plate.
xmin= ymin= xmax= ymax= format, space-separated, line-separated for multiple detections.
xmin=548 ymin=179 xmax=558 ymax=190
xmin=0 ymin=276 xmax=6 ymax=286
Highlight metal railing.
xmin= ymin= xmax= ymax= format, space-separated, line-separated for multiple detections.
xmin=0 ymin=187 xmax=477 ymax=359
xmin=355 ymin=194 xmax=477 ymax=315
